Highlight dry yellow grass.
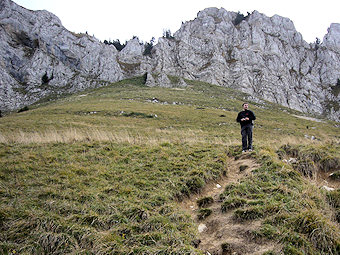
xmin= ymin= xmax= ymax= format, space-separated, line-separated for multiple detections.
xmin=0 ymin=128 xmax=239 ymax=145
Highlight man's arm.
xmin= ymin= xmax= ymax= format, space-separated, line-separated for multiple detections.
xmin=236 ymin=112 xmax=242 ymax=122
xmin=250 ymin=111 xmax=256 ymax=121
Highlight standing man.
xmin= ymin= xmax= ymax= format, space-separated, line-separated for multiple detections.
xmin=236 ymin=102 xmax=256 ymax=152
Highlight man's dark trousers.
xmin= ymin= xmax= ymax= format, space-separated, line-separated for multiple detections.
xmin=241 ymin=124 xmax=253 ymax=151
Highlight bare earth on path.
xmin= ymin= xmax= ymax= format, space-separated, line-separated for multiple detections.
xmin=180 ymin=153 xmax=282 ymax=255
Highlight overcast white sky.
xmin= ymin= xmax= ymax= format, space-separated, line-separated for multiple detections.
xmin=12 ymin=0 xmax=340 ymax=43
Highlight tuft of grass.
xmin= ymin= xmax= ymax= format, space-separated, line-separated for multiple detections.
xmin=196 ymin=196 xmax=214 ymax=208
xmin=234 ymin=205 xmax=265 ymax=220
xmin=326 ymin=190 xmax=340 ymax=223
xmin=221 ymin=242 xmax=233 ymax=254
xmin=221 ymin=196 xmax=247 ymax=212
xmin=291 ymin=209 xmax=339 ymax=254
xmin=277 ymin=143 xmax=340 ymax=176
xmin=197 ymin=208 xmax=212 ymax=220
xmin=239 ymin=164 xmax=248 ymax=172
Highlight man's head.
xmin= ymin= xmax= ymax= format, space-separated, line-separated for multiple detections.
xmin=242 ymin=102 xmax=249 ymax=110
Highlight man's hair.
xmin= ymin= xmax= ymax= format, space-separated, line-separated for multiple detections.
xmin=242 ymin=102 xmax=248 ymax=106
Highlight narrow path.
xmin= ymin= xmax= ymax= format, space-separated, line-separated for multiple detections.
xmin=180 ymin=153 xmax=281 ymax=255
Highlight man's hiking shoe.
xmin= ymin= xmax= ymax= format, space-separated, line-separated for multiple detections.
xmin=248 ymin=149 xmax=253 ymax=152
xmin=242 ymin=150 xmax=247 ymax=153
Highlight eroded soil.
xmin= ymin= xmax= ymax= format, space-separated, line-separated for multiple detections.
xmin=180 ymin=153 xmax=282 ymax=255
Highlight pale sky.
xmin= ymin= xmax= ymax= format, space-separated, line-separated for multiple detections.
xmin=12 ymin=0 xmax=340 ymax=44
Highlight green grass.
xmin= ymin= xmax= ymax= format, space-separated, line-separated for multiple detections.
xmin=0 ymin=76 xmax=339 ymax=254
xmin=0 ymin=142 xmax=226 ymax=254
xmin=220 ymin=147 xmax=340 ymax=254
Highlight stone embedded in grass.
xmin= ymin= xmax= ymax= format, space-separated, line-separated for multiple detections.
xmin=198 ymin=223 xmax=207 ymax=233
xmin=322 ymin=185 xmax=335 ymax=191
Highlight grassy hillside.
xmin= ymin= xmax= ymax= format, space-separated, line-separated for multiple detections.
xmin=0 ymin=77 xmax=339 ymax=254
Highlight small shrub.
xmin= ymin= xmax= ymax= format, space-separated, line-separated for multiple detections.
xmin=121 ymin=112 xmax=154 ymax=118
xmin=221 ymin=197 xmax=247 ymax=212
xmin=233 ymin=12 xmax=245 ymax=26
xmin=17 ymin=106 xmax=29 ymax=113
xmin=262 ymin=251 xmax=277 ymax=255
xmin=104 ymin=39 xmax=126 ymax=51
xmin=320 ymin=157 xmax=340 ymax=172
xmin=233 ymin=205 xmax=264 ymax=220
xmin=197 ymin=208 xmax=212 ymax=220
xmin=226 ymin=145 xmax=242 ymax=158
xmin=283 ymin=245 xmax=304 ymax=255
xmin=277 ymin=144 xmax=299 ymax=159
xmin=292 ymin=159 xmax=317 ymax=177
xmin=331 ymin=78 xmax=340 ymax=97
xmin=143 ymin=38 xmax=155 ymax=56
xmin=221 ymin=242 xmax=233 ymax=254
xmin=251 ymin=223 xmax=278 ymax=240
xmin=239 ymin=165 xmax=248 ymax=172
xmin=186 ymin=176 xmax=205 ymax=193
xmin=197 ymin=197 xmax=214 ymax=208
xmin=233 ymin=12 xmax=250 ymax=26
xmin=163 ymin=29 xmax=174 ymax=39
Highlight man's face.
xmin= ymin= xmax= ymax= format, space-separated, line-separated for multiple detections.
xmin=243 ymin=104 xmax=248 ymax=110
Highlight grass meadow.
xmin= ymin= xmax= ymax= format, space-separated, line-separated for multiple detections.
xmin=0 ymin=77 xmax=339 ymax=254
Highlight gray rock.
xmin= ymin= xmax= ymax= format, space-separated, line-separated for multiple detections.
xmin=148 ymin=8 xmax=340 ymax=121
xmin=0 ymin=1 xmax=339 ymax=122
xmin=0 ymin=0 xmax=123 ymax=110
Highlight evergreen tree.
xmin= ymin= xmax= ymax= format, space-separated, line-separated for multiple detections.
xmin=163 ymin=29 xmax=174 ymax=39
xmin=143 ymin=37 xmax=155 ymax=56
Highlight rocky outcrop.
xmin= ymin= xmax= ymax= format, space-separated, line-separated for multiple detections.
xmin=0 ymin=0 xmax=123 ymax=110
xmin=148 ymin=8 xmax=340 ymax=121
xmin=1 ymin=1 xmax=339 ymax=121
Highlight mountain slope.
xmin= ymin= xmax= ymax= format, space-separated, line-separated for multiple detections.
xmin=1 ymin=0 xmax=340 ymax=121
xmin=0 ymin=77 xmax=339 ymax=254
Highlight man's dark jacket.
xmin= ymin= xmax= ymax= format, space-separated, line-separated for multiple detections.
xmin=236 ymin=110 xmax=256 ymax=127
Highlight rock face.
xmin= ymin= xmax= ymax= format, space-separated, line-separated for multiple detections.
xmin=149 ymin=8 xmax=340 ymax=121
xmin=0 ymin=0 xmax=123 ymax=110
xmin=1 ymin=1 xmax=339 ymax=121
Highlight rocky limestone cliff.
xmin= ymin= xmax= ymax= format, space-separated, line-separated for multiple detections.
xmin=147 ymin=8 xmax=340 ymax=121
xmin=1 ymin=1 xmax=339 ymax=121
xmin=0 ymin=0 xmax=124 ymax=110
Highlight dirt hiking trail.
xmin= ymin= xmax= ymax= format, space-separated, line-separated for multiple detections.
xmin=180 ymin=153 xmax=282 ymax=255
